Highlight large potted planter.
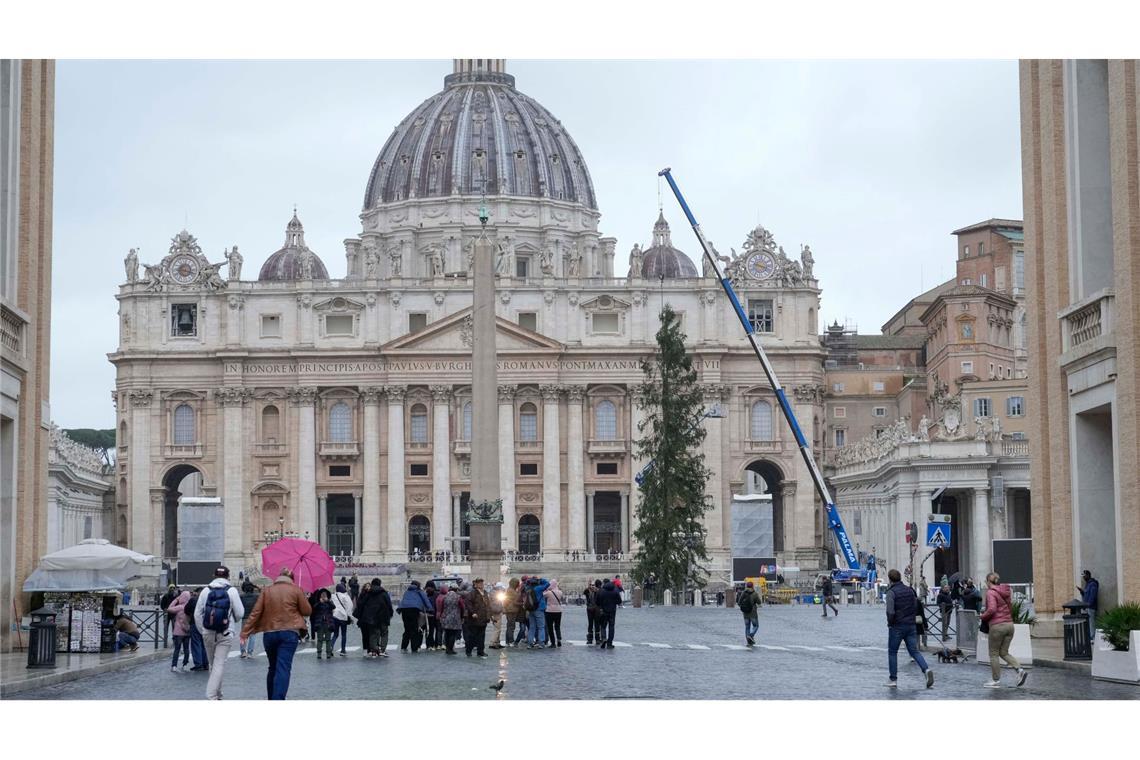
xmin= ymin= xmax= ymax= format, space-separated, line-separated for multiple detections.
xmin=977 ymin=598 xmax=1034 ymax=666
xmin=1091 ymin=603 xmax=1140 ymax=684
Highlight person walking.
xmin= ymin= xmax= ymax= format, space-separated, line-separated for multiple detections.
xmin=584 ymin=579 xmax=601 ymax=645
xmin=348 ymin=573 xmax=360 ymax=602
xmin=936 ymin=583 xmax=954 ymax=642
xmin=193 ymin=565 xmax=245 ymax=700
xmin=820 ymin=574 xmax=839 ymax=618
xmin=488 ymin=582 xmax=506 ymax=649
xmin=353 ymin=582 xmax=373 ymax=658
xmin=504 ymin=577 xmax=526 ymax=647
xmin=312 ymin=589 xmax=337 ymax=660
xmin=525 ymin=577 xmax=550 ymax=649
xmin=980 ymin=572 xmax=1028 ymax=688
xmin=397 ymin=579 xmax=432 ymax=653
xmin=160 ymin=583 xmax=178 ymax=643
xmin=961 ymin=579 xmax=982 ymax=612
xmin=439 ymin=584 xmax=465 ymax=654
xmin=464 ymin=578 xmax=491 ymax=657
xmin=330 ymin=582 xmax=353 ymax=656
xmin=595 ymin=579 xmax=622 ymax=649
xmin=240 ymin=567 xmax=312 ymax=700
xmin=238 ymin=583 xmax=260 ymax=659
xmin=738 ymin=581 xmax=761 ymax=647
xmin=883 ymin=569 xmax=934 ymax=689
xmin=184 ymin=589 xmax=209 ymax=670
xmin=543 ymin=579 xmax=565 ymax=647
xmin=1078 ymin=570 xmax=1100 ymax=642
xmin=359 ymin=579 xmax=394 ymax=657
xmin=167 ymin=588 xmax=193 ymax=672
xmin=424 ymin=580 xmax=442 ymax=651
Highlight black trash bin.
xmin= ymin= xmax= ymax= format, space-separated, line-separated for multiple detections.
xmin=27 ymin=607 xmax=59 ymax=669
xmin=1062 ymin=598 xmax=1092 ymax=661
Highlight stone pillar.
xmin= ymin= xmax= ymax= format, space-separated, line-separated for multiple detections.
xmin=621 ymin=490 xmax=630 ymax=553
xmin=566 ymin=386 xmax=586 ymax=551
xmin=290 ymin=387 xmax=318 ymax=542
xmin=386 ymin=386 xmax=407 ymax=559
xmin=912 ymin=488 xmax=932 ymax=590
xmin=353 ymin=494 xmax=362 ymax=557
xmin=587 ymin=490 xmax=596 ymax=553
xmin=498 ymin=385 xmax=517 ymax=549
xmin=361 ymin=387 xmax=383 ymax=558
xmin=701 ymin=384 xmax=727 ymax=550
xmin=225 ymin=295 xmax=244 ymax=347
xmin=972 ymin=487 xmax=993 ymax=582
xmin=128 ymin=390 xmax=153 ymax=554
xmin=451 ymin=491 xmax=461 ymax=553
xmin=217 ymin=387 xmax=251 ymax=562
xmin=431 ymin=385 xmax=453 ymax=552
xmin=628 ymin=388 xmax=647 ymax=553
xmin=469 ymin=233 xmax=503 ymax=583
xmin=540 ymin=384 xmax=563 ymax=554
xmin=317 ymin=494 xmax=327 ymax=548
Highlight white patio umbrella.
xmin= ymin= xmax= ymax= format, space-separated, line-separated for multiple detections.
xmin=22 ymin=538 xmax=155 ymax=592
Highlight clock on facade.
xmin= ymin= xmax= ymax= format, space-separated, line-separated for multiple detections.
xmin=169 ymin=254 xmax=200 ymax=285
xmin=745 ymin=251 xmax=777 ymax=280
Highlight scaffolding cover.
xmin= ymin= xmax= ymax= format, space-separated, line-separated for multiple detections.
xmin=732 ymin=495 xmax=773 ymax=558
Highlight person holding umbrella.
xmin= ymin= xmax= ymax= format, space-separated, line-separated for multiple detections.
xmin=240 ymin=567 xmax=312 ymax=700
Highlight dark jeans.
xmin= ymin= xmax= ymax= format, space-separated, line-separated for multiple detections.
xmin=545 ymin=611 xmax=562 ymax=645
xmin=888 ymin=624 xmax=929 ymax=681
xmin=189 ymin=625 xmax=208 ymax=667
xmin=444 ymin=628 xmax=461 ymax=653
xmin=510 ymin=616 xmax=528 ymax=645
xmin=330 ymin=619 xmax=349 ymax=652
xmin=598 ymin=610 xmax=616 ymax=644
xmin=171 ymin=635 xmax=190 ymax=667
xmin=427 ymin=615 xmax=441 ymax=648
xmin=464 ymin=623 xmax=487 ymax=655
xmin=586 ymin=609 xmax=602 ymax=642
xmin=400 ymin=609 xmax=423 ymax=651
xmin=263 ymin=630 xmax=300 ymax=700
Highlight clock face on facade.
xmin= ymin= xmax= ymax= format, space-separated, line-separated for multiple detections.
xmin=170 ymin=254 xmax=199 ymax=285
xmin=745 ymin=251 xmax=777 ymax=280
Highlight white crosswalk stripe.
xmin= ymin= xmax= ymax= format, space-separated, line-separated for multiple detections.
xmin=787 ymin=645 xmax=826 ymax=651
xmin=759 ymin=644 xmax=790 ymax=651
xmin=686 ymin=644 xmax=711 ymax=650
xmin=825 ymin=645 xmax=856 ymax=651
xmin=719 ymin=644 xmax=749 ymax=650
xmin=642 ymin=643 xmax=673 ymax=648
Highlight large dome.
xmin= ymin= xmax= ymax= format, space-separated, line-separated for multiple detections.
xmin=363 ymin=59 xmax=597 ymax=211
xmin=258 ymin=212 xmax=329 ymax=282
xmin=642 ymin=212 xmax=698 ymax=278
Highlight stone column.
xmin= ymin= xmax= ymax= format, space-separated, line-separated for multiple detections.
xmin=217 ymin=387 xmax=251 ymax=562
xmin=128 ymin=390 xmax=154 ymax=554
xmin=317 ymin=494 xmax=327 ymax=548
xmin=498 ymin=385 xmax=517 ymax=549
xmin=912 ymin=488 xmax=932 ymax=590
xmin=296 ymin=293 xmax=313 ymax=345
xmin=566 ymin=386 xmax=586 ymax=551
xmin=972 ymin=487 xmax=992 ymax=583
xmin=628 ymin=388 xmax=647 ymax=553
xmin=451 ymin=491 xmax=461 ymax=553
xmin=701 ymin=384 xmax=728 ymax=550
xmin=353 ymin=494 xmax=362 ymax=556
xmin=431 ymin=385 xmax=453 ymax=552
xmin=225 ymin=295 xmax=244 ymax=347
xmin=289 ymin=387 xmax=318 ymax=542
xmin=587 ymin=490 xmax=596 ymax=553
xmin=540 ymin=384 xmax=563 ymax=555
xmin=621 ymin=490 xmax=630 ymax=553
xmin=361 ymin=387 xmax=383 ymax=558
xmin=385 ymin=386 xmax=407 ymax=559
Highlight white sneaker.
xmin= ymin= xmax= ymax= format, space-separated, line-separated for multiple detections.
xmin=884 ymin=680 xmax=898 ymax=688
xmin=1016 ymin=669 xmax=1028 ymax=687
xmin=170 ymin=666 xmax=178 ymax=673
xmin=983 ymin=679 xmax=1002 ymax=688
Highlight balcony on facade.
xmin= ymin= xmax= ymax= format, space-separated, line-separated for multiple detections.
xmin=406 ymin=441 xmax=432 ymax=452
xmin=745 ymin=439 xmax=782 ymax=454
xmin=253 ymin=442 xmax=288 ymax=457
xmin=1 ymin=300 xmax=27 ymax=367
xmin=587 ymin=438 xmax=627 ymax=457
xmin=453 ymin=439 xmax=471 ymax=458
xmin=516 ymin=440 xmax=542 ymax=452
xmin=163 ymin=443 xmax=203 ymax=458
xmin=318 ymin=441 xmax=359 ymax=459
xmin=1059 ymin=288 xmax=1115 ymax=369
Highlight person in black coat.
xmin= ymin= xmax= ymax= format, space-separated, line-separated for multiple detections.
xmin=594 ymin=580 xmax=622 ymax=649
xmin=936 ymin=584 xmax=954 ymax=641
xmin=353 ymin=585 xmax=372 ymax=657
xmin=359 ymin=579 xmax=394 ymax=656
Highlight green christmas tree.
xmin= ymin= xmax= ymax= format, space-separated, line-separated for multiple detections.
xmin=632 ymin=304 xmax=713 ymax=593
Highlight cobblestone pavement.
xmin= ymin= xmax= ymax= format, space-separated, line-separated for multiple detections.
xmin=16 ymin=605 xmax=1139 ymax=700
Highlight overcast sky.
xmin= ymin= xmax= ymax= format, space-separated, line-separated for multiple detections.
xmin=50 ymin=59 xmax=1022 ymax=429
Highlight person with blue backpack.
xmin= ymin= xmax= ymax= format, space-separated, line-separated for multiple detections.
xmin=193 ymin=565 xmax=245 ymax=700
xmin=525 ymin=577 xmax=550 ymax=649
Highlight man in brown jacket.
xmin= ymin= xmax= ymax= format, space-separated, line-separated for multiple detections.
xmin=240 ymin=568 xmax=312 ymax=700
xmin=463 ymin=578 xmax=491 ymax=658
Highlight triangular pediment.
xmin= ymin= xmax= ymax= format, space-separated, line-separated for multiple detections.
xmin=381 ymin=307 xmax=564 ymax=353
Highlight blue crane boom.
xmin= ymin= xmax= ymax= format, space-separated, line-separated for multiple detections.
xmin=657 ymin=168 xmax=864 ymax=578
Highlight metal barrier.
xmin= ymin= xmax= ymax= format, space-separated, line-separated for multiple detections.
xmin=924 ymin=603 xmax=958 ymax=642
xmin=956 ymin=608 xmax=979 ymax=651
xmin=124 ymin=606 xmax=168 ymax=649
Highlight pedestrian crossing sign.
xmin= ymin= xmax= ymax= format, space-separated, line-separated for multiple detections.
xmin=926 ymin=522 xmax=951 ymax=548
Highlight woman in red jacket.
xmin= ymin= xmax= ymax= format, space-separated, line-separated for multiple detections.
xmin=979 ymin=572 xmax=1028 ymax=688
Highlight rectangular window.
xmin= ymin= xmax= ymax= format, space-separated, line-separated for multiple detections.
xmin=1006 ymin=367 xmax=1012 ymax=379
xmin=961 ymin=278 xmax=972 ymax=286
xmin=171 ymin=304 xmax=197 ymax=337
xmin=516 ymin=256 xmax=530 ymax=278
xmin=518 ymin=312 xmax=537 ymax=332
xmin=592 ymin=312 xmax=619 ymax=334
xmin=261 ymin=314 xmax=281 ymax=338
xmin=410 ymin=412 xmax=428 ymax=443
xmin=596 ymin=462 xmax=618 ymax=476
xmin=408 ymin=313 xmax=428 ymax=333
xmin=833 ymin=406 xmax=846 ymax=418
xmin=980 ymin=272 xmax=988 ymax=288
xmin=325 ymin=314 xmax=354 ymax=336
xmin=519 ymin=411 xmax=538 ymax=441
xmin=83 ymin=516 xmax=93 ymax=540
xmin=961 ymin=361 xmax=974 ymax=375
xmin=872 ymin=381 xmax=885 ymax=393
xmin=832 ymin=383 xmax=845 ymax=393
xmin=1013 ymin=250 xmax=1025 ymax=290
xmin=1007 ymin=396 xmax=1025 ymax=417
xmin=747 ymin=299 xmax=774 ymax=333
xmin=853 ymin=511 xmax=862 ymax=536
xmin=519 ymin=462 xmax=538 ymax=476
xmin=329 ymin=465 xmax=351 ymax=477
xmin=978 ymin=242 xmax=985 ymax=256
xmin=973 ymin=397 xmax=992 ymax=417
xmin=834 ymin=429 xmax=846 ymax=448
xmin=964 ymin=245 xmax=970 ymax=258
xmin=409 ymin=463 xmax=429 ymax=477
xmin=872 ymin=407 xmax=886 ymax=417
xmin=990 ymin=363 xmax=995 ymax=378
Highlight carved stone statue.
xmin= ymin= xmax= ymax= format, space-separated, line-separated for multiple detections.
xmin=429 ymin=246 xmax=444 ymax=277
xmin=800 ymin=244 xmax=814 ymax=279
xmin=917 ymin=414 xmax=931 ymax=442
xmin=495 ymin=240 xmax=511 ymax=275
xmin=298 ymin=249 xmax=314 ymax=279
xmin=143 ymin=263 xmax=164 ymax=291
xmin=223 ymin=245 xmax=242 ymax=280
xmin=567 ymin=244 xmax=582 ymax=277
xmin=990 ymin=414 xmax=1002 ymax=439
xmin=628 ymin=244 xmax=643 ymax=278
xmin=363 ymin=247 xmax=378 ymax=278
xmin=202 ymin=262 xmax=227 ymax=291
xmin=124 ymin=248 xmax=139 ymax=283
xmin=539 ymin=246 xmax=554 ymax=276
xmin=387 ymin=245 xmax=403 ymax=276
xmin=974 ymin=417 xmax=988 ymax=441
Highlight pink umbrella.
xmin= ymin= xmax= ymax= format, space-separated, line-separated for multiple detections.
xmin=261 ymin=538 xmax=335 ymax=594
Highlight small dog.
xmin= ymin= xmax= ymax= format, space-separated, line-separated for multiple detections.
xmin=937 ymin=647 xmax=968 ymax=663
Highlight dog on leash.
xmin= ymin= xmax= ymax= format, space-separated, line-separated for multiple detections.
xmin=937 ymin=647 xmax=968 ymax=663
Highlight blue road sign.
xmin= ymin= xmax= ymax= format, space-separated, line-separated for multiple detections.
xmin=926 ymin=522 xmax=952 ymax=548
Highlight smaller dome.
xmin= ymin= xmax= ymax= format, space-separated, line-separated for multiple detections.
xmin=258 ymin=211 xmax=329 ymax=281
xmin=642 ymin=212 xmax=698 ymax=279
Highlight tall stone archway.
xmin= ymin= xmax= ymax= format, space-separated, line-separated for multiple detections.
xmin=162 ymin=463 xmax=202 ymax=559
xmin=744 ymin=460 xmax=784 ymax=553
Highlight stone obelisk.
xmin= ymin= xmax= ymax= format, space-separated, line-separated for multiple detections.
xmin=467 ymin=211 xmax=503 ymax=584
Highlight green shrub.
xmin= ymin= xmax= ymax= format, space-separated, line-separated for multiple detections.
xmin=1010 ymin=597 xmax=1036 ymax=626
xmin=1095 ymin=603 xmax=1140 ymax=651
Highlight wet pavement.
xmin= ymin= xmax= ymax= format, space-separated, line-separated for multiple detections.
xmin=14 ymin=605 xmax=1139 ymax=700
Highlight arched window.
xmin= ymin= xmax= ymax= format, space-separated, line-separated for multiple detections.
xmin=118 ymin=420 xmax=127 ymax=447
xmin=173 ymin=404 xmax=195 ymax=445
xmin=461 ymin=402 xmax=472 ymax=441
xmin=519 ymin=402 xmax=538 ymax=441
xmin=751 ymin=400 xmax=773 ymax=440
xmin=329 ymin=402 xmax=352 ymax=442
xmin=409 ymin=515 xmax=431 ymax=554
xmin=262 ymin=405 xmax=280 ymax=442
xmin=595 ymin=400 xmax=617 ymax=440
xmin=518 ymin=514 xmax=540 ymax=554
xmin=410 ymin=403 xmax=429 ymax=443
xmin=117 ymin=514 xmax=128 ymax=546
